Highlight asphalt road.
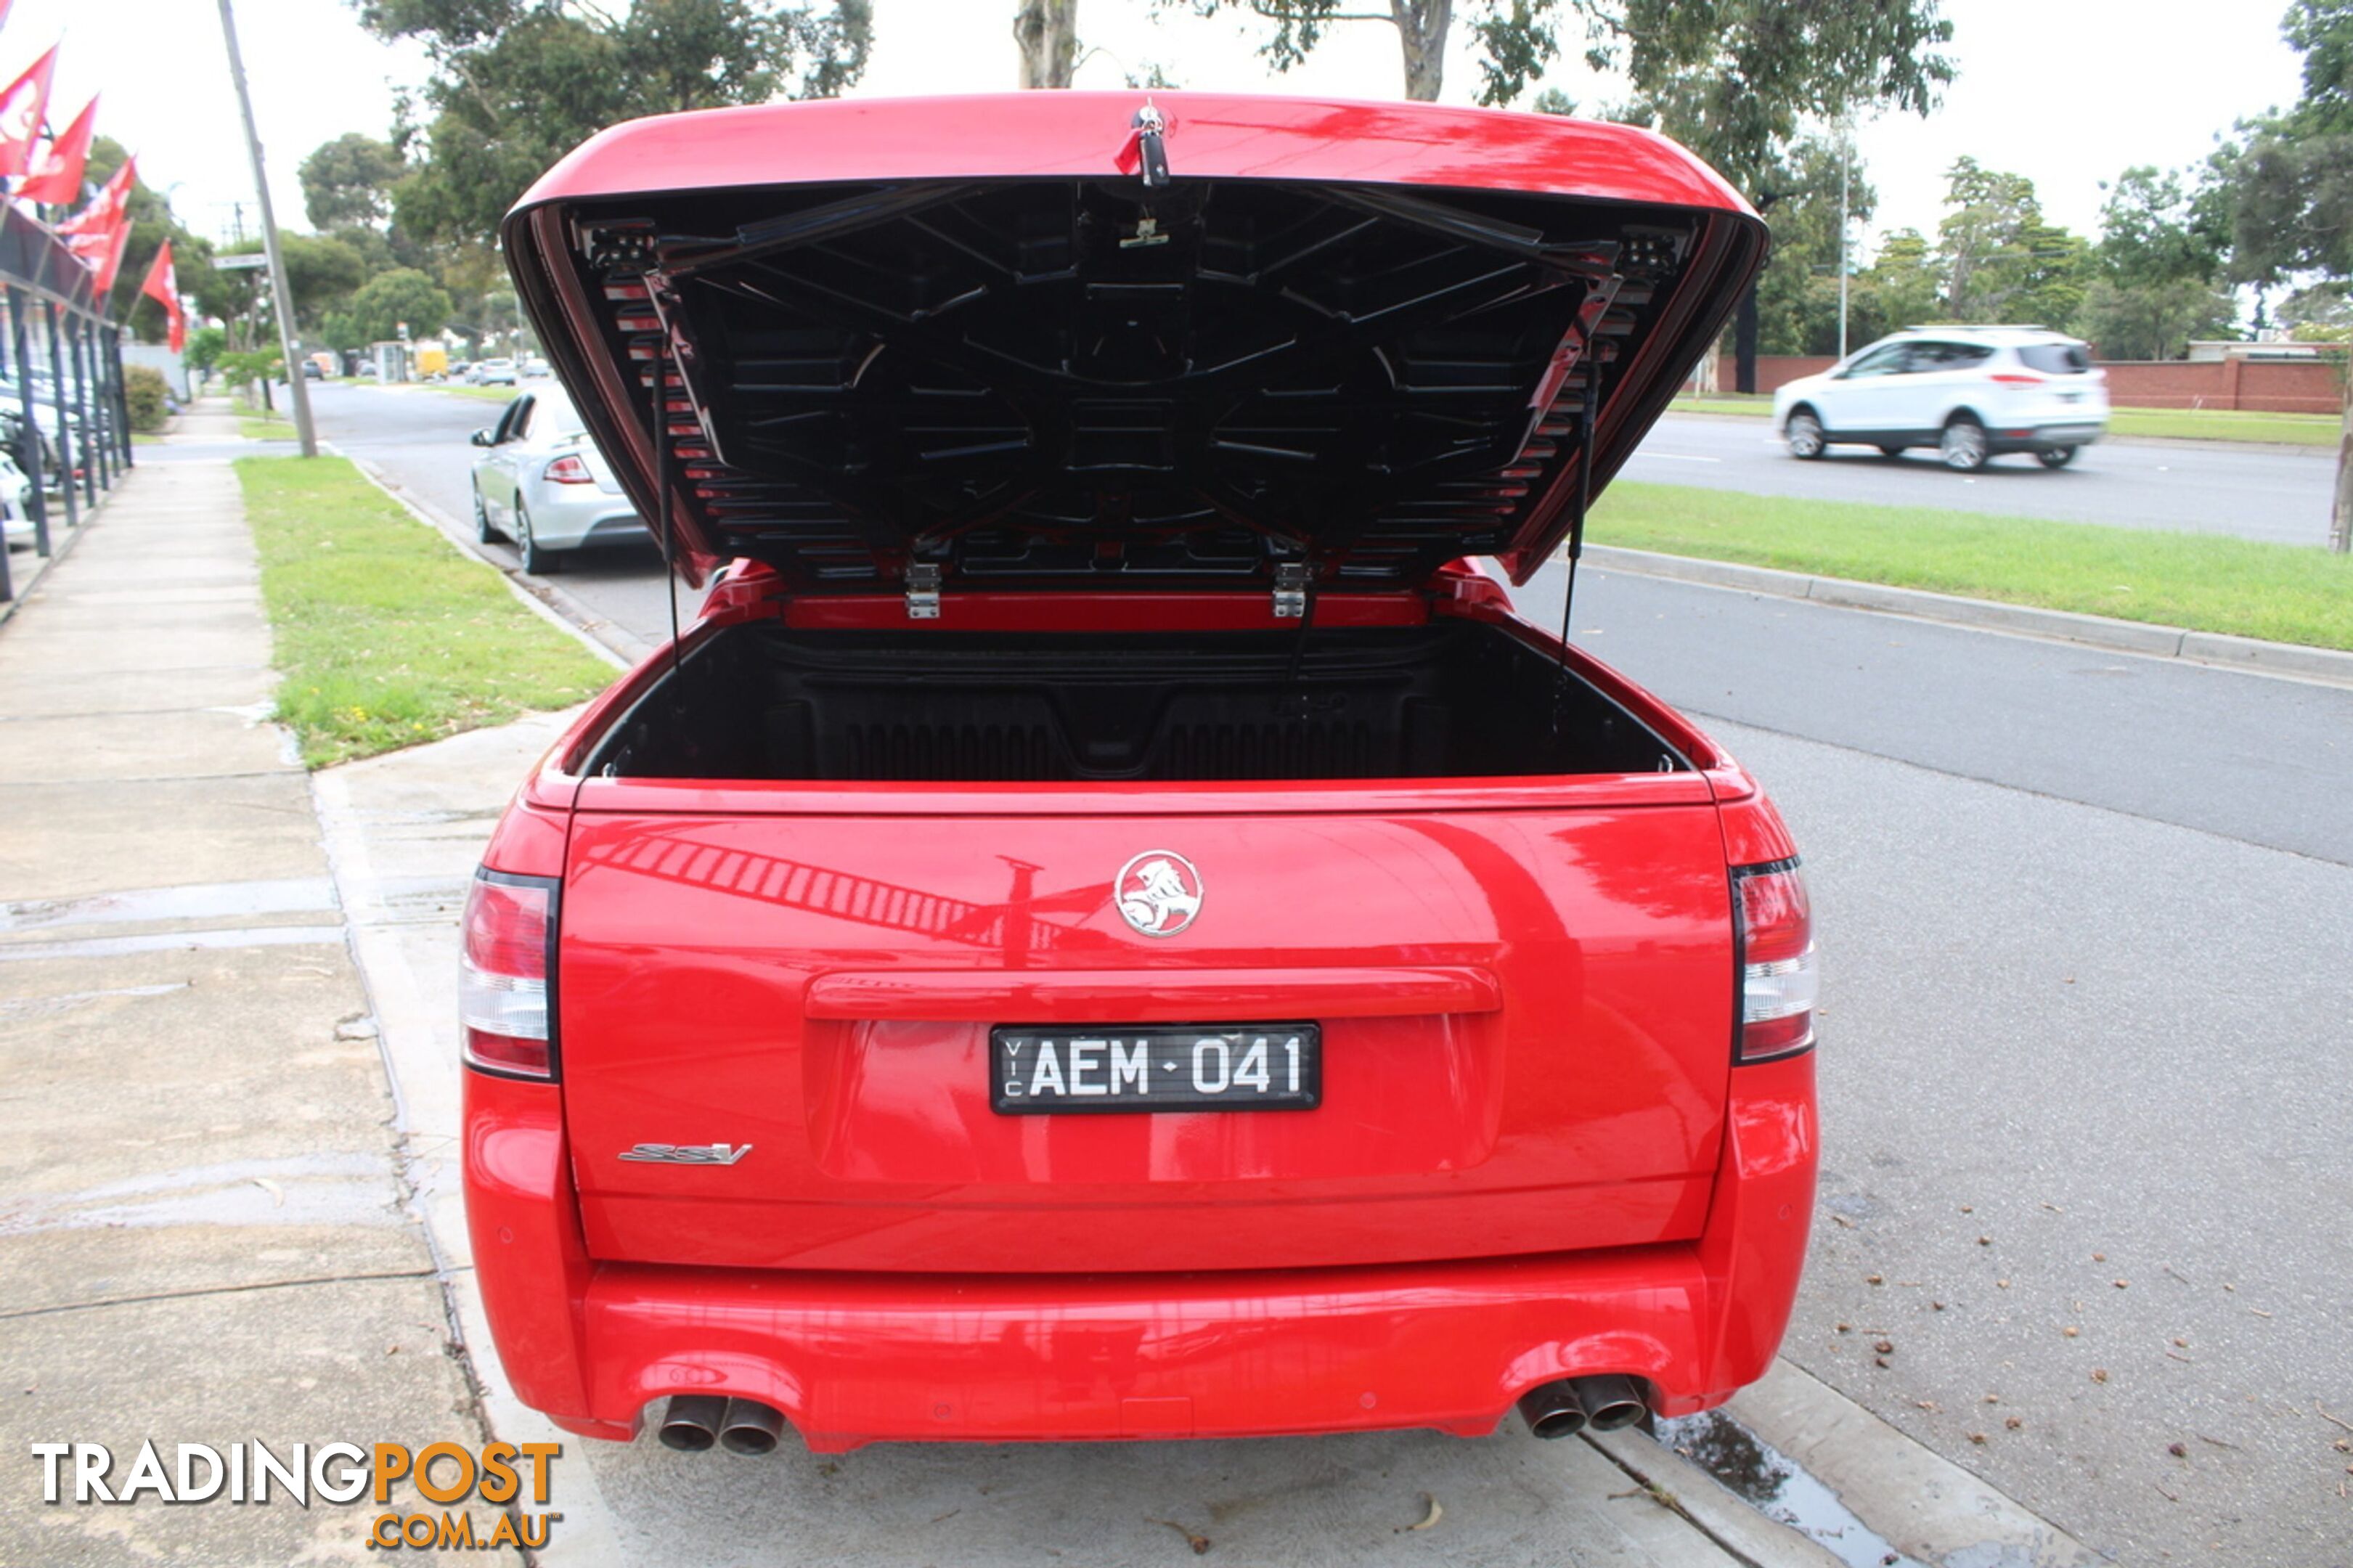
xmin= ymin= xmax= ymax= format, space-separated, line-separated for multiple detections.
xmin=1621 ymin=412 xmax=2341 ymax=547
xmin=311 ymin=378 xmax=2353 ymax=1562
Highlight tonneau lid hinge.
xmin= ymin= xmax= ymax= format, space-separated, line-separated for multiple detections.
xmin=905 ymin=562 xmax=942 ymax=620
xmin=1273 ymin=561 xmax=1309 ymax=619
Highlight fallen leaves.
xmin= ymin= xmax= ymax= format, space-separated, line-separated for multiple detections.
xmin=2091 ymin=1368 xmax=2109 ymax=1384
xmin=1396 ymin=1495 xmax=1443 ymax=1534
xmin=2168 ymin=1442 xmax=2188 ymax=1458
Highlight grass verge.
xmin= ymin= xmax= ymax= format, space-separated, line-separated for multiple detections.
xmin=1668 ymin=395 xmax=1774 ymax=417
xmin=1592 ymin=481 xmax=2353 ymax=653
xmin=239 ymin=414 xmax=296 ymax=440
xmin=2106 ymin=408 xmax=2339 ymax=446
xmin=433 ymin=384 xmax=526 ymax=403
xmin=1668 ymin=393 xmax=2344 ymax=447
xmin=237 ymin=454 xmax=613 ymax=767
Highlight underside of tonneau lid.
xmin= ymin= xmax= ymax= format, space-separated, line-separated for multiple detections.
xmin=504 ymin=92 xmax=1766 ymax=596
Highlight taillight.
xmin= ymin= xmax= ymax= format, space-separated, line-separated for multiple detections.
xmin=542 ymin=454 xmax=595 ymax=485
xmin=1734 ymin=860 xmax=1816 ymax=1063
xmin=1989 ymin=372 xmax=2044 ymax=388
xmin=461 ymin=872 xmax=558 ymax=1079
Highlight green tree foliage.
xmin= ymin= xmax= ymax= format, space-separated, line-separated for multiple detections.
xmin=1178 ymin=0 xmax=1949 ymax=122
xmin=2075 ymin=166 xmax=2233 ymax=360
xmin=300 ymin=134 xmax=408 ymax=230
xmin=183 ymin=325 xmax=228 ymax=375
xmin=1933 ymin=158 xmax=2087 ymax=328
xmin=1846 ymin=227 xmax=1940 ymax=345
xmin=341 ymin=268 xmax=456 ymax=347
xmin=2097 ymin=166 xmax=2222 ymax=289
xmin=366 ymin=0 xmax=873 ymax=247
xmin=1589 ymin=1 xmax=1950 ymax=195
xmin=2222 ymin=0 xmax=2353 ymax=551
xmin=2077 ymin=278 xmax=2235 ymax=362
xmin=1750 ymin=136 xmax=1872 ymax=356
xmin=204 ymin=236 xmax=373 ymax=339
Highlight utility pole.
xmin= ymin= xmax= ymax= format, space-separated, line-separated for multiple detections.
xmin=1836 ymin=115 xmax=1854 ymax=360
xmin=216 ymin=0 xmax=316 ymax=457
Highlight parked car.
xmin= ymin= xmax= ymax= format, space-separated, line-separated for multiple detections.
xmin=0 ymin=448 xmax=33 ymax=547
xmin=1772 ymin=327 xmax=2109 ymax=470
xmin=465 ymin=92 xmax=1816 ymax=1459
xmin=468 ymin=387 xmax=644 ymax=573
xmin=474 ymin=357 xmax=518 ymax=386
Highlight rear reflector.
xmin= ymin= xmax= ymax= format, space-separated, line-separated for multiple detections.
xmin=1734 ymin=860 xmax=1815 ymax=1063
xmin=461 ymin=873 xmax=558 ymax=1079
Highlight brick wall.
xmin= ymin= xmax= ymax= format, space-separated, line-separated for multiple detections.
xmin=1696 ymin=350 xmax=2345 ymax=414
xmin=2096 ymin=357 xmax=2343 ymax=415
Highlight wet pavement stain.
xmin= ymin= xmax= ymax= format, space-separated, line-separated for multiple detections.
xmin=1651 ymin=1409 xmax=1928 ymax=1568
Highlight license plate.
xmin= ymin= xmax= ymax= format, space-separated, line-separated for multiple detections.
xmin=990 ymin=1024 xmax=1321 ymax=1114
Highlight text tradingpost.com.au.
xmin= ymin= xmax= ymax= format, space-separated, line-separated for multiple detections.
xmin=30 ymin=1438 xmax=566 ymax=1551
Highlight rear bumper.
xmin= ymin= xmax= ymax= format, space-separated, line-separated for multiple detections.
xmin=529 ymin=497 xmax=647 ymax=551
xmin=464 ymin=1054 xmax=1816 ymax=1450
xmin=1988 ymin=419 xmax=2105 ymax=452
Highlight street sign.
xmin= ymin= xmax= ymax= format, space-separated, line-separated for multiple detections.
xmin=214 ymin=253 xmax=269 ymax=271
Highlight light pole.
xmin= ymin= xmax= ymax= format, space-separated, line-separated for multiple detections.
xmin=216 ymin=0 xmax=316 ymax=457
xmin=1836 ymin=115 xmax=1854 ymax=361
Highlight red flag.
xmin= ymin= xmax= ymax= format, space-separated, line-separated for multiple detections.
xmin=18 ymin=91 xmax=94 ymax=203
xmin=60 ymin=153 xmax=131 ymax=296
xmin=57 ymin=152 xmax=130 ymax=240
xmin=141 ymin=239 xmax=184 ymax=353
xmin=0 ymin=44 xmax=54 ymax=179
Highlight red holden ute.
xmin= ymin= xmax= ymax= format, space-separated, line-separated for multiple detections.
xmin=461 ymin=91 xmax=1816 ymax=1458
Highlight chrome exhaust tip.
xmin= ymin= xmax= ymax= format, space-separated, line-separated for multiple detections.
xmin=1575 ymin=1373 xmax=1649 ymax=1432
xmin=1517 ymin=1378 xmax=1590 ymax=1440
xmin=717 ymin=1397 xmax=786 ymax=1456
xmin=656 ymin=1394 xmax=727 ymax=1453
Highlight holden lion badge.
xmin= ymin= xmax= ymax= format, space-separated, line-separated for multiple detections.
xmin=1114 ymin=850 xmax=1203 ymax=937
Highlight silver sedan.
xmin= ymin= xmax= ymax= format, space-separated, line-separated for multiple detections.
xmin=468 ymin=388 xmax=645 ymax=573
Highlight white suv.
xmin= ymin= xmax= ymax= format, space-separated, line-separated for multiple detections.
xmin=1772 ymin=327 xmax=2108 ymax=470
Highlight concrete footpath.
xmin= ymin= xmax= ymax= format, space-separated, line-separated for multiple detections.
xmin=0 ymin=441 xmax=506 ymax=1564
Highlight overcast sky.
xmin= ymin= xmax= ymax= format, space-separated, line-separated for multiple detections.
xmin=1 ymin=0 xmax=2307 ymax=257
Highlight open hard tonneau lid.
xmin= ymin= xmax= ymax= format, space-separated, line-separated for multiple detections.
xmin=504 ymin=91 xmax=1766 ymax=603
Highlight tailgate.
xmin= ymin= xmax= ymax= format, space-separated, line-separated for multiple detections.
xmin=557 ymin=803 xmax=1734 ymax=1273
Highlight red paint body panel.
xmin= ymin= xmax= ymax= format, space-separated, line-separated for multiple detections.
xmin=555 ymin=801 xmax=1734 ymax=1274
xmin=523 ymin=91 xmax=1753 ymax=215
xmin=802 ymin=966 xmax=1500 ymax=1023
xmin=465 ymin=1055 xmax=1814 ymax=1449
xmin=462 ymin=98 xmax=1814 ymax=1449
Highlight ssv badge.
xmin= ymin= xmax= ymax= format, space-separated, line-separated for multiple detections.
xmin=619 ymin=1143 xmax=753 ymax=1165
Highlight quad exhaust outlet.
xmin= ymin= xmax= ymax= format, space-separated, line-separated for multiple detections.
xmin=656 ymin=1395 xmax=788 ymax=1455
xmin=1517 ymin=1374 xmax=1649 ymax=1439
xmin=656 ymin=1395 xmax=726 ymax=1452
